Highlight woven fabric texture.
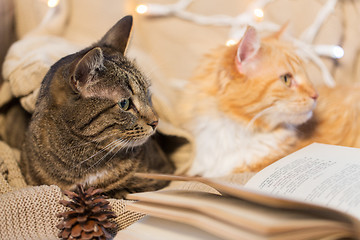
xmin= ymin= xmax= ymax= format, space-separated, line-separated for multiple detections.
xmin=0 ymin=140 xmax=254 ymax=239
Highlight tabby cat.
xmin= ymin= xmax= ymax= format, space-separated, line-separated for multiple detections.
xmin=20 ymin=16 xmax=174 ymax=198
xmin=182 ymin=26 xmax=360 ymax=177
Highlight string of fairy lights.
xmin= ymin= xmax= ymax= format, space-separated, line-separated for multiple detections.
xmin=135 ymin=0 xmax=347 ymax=87
xmin=135 ymin=0 xmax=343 ymax=57
xmin=45 ymin=0 xmax=59 ymax=8
xmin=43 ymin=0 xmax=345 ymax=87
xmin=135 ymin=0 xmax=271 ymax=47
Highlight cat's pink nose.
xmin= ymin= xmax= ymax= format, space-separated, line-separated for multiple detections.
xmin=311 ymin=92 xmax=319 ymax=100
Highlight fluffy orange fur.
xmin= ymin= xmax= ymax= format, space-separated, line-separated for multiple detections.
xmin=181 ymin=27 xmax=360 ymax=176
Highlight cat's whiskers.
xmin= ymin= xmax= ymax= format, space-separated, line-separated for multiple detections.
xmin=129 ymin=139 xmax=136 ymax=153
xmin=74 ymin=143 xmax=116 ymax=169
xmin=246 ymin=106 xmax=274 ymax=130
xmin=96 ymin=140 xmax=128 ymax=169
xmin=63 ymin=132 xmax=120 ymax=151
xmin=84 ymin=137 xmax=131 ymax=173
xmin=74 ymin=137 xmax=126 ymax=168
xmin=125 ymin=138 xmax=133 ymax=154
xmin=84 ymin=140 xmax=123 ymax=172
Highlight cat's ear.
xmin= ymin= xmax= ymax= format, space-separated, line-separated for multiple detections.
xmin=235 ymin=26 xmax=260 ymax=72
xmin=72 ymin=47 xmax=104 ymax=90
xmin=99 ymin=15 xmax=133 ymax=54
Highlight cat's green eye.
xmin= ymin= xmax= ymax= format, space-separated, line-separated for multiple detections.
xmin=118 ymin=99 xmax=130 ymax=111
xmin=280 ymin=73 xmax=292 ymax=87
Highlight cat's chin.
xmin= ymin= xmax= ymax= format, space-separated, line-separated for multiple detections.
xmin=285 ymin=111 xmax=313 ymax=126
xmin=124 ymin=136 xmax=151 ymax=148
xmin=264 ymin=111 xmax=313 ymax=129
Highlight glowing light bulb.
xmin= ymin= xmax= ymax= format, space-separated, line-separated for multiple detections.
xmin=333 ymin=46 xmax=344 ymax=59
xmin=314 ymin=45 xmax=345 ymax=59
xmin=47 ymin=0 xmax=59 ymax=8
xmin=136 ymin=4 xmax=148 ymax=14
xmin=226 ymin=39 xmax=237 ymax=47
xmin=253 ymin=8 xmax=264 ymax=21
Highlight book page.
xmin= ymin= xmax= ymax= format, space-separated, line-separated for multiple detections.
xmin=127 ymin=199 xmax=264 ymax=240
xmin=245 ymin=143 xmax=360 ymax=219
xmin=126 ymin=190 xmax=352 ymax=236
xmin=131 ymin=171 xmax=360 ymax=239
xmin=115 ymin=216 xmax=223 ymax=240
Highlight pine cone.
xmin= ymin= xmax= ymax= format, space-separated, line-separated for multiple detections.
xmin=57 ymin=184 xmax=117 ymax=240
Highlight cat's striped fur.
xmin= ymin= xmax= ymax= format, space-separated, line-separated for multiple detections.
xmin=20 ymin=16 xmax=174 ymax=198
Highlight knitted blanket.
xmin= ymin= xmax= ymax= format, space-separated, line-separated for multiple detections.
xmin=0 ymin=139 xmax=254 ymax=239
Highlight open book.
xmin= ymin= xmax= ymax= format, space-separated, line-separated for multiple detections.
xmin=120 ymin=143 xmax=360 ymax=240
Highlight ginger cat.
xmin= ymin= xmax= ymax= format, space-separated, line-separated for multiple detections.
xmin=181 ymin=26 xmax=360 ymax=177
